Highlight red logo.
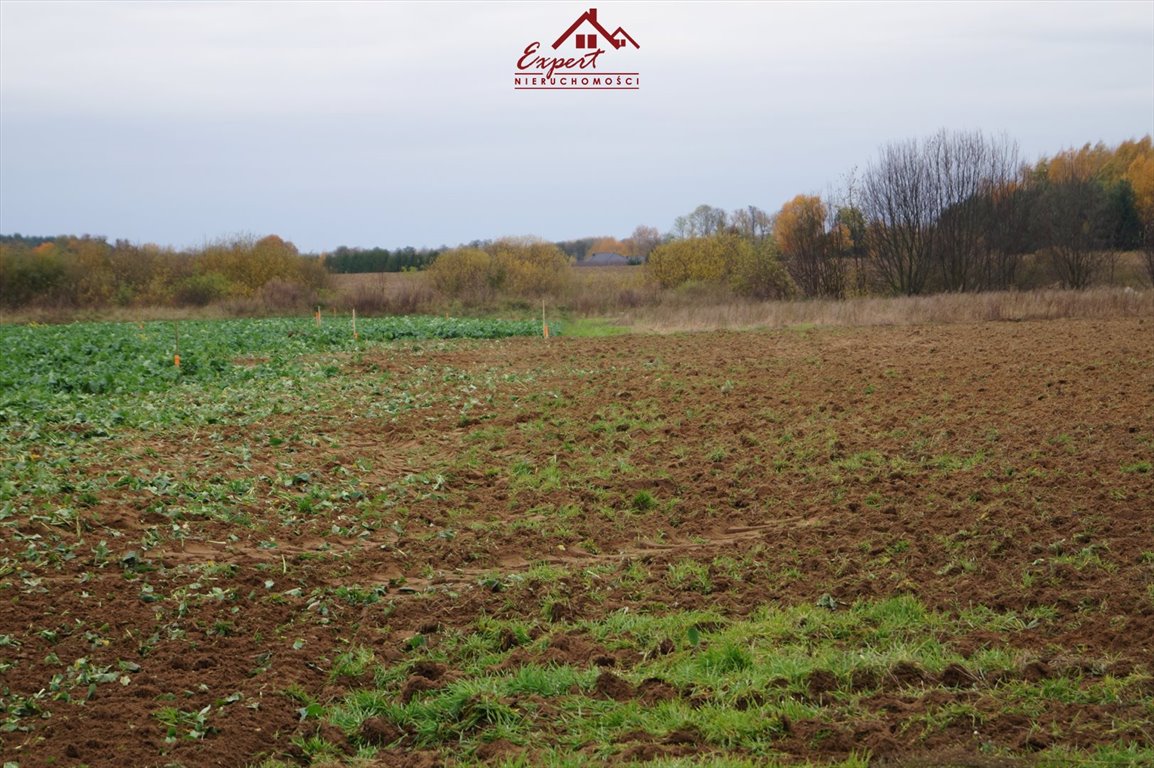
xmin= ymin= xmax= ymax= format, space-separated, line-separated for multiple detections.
xmin=514 ymin=8 xmax=640 ymax=90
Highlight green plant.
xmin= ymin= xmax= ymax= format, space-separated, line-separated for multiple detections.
xmin=331 ymin=645 xmax=377 ymax=679
xmin=668 ymin=560 xmax=713 ymax=593
xmin=155 ymin=704 xmax=215 ymax=741
xmin=631 ymin=490 xmax=657 ymax=512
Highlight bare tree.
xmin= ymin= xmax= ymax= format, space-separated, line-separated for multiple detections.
xmin=1032 ymin=178 xmax=1113 ymax=289
xmin=930 ymin=131 xmax=1020 ymax=292
xmin=859 ymin=138 xmax=937 ymax=295
xmin=833 ymin=170 xmax=872 ymax=294
xmin=833 ymin=204 xmax=869 ymax=294
xmin=859 ymin=130 xmax=1026 ymax=295
xmin=978 ymin=175 xmax=1035 ymax=290
xmin=673 ymin=204 xmax=728 ymax=239
xmin=729 ymin=205 xmax=772 ymax=241
xmin=629 ymin=225 xmax=662 ymax=262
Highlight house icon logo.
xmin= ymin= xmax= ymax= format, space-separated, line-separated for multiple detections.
xmin=514 ymin=7 xmax=640 ymax=90
xmin=551 ymin=8 xmax=639 ymax=52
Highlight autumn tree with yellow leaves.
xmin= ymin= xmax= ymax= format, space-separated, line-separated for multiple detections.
xmin=428 ymin=236 xmax=572 ymax=305
xmin=774 ymin=194 xmax=846 ymax=298
xmin=0 ymin=234 xmax=327 ymax=310
xmin=647 ymin=231 xmax=795 ymax=299
xmin=1118 ymin=139 xmax=1154 ymax=282
xmin=1030 ymin=138 xmax=1147 ymax=287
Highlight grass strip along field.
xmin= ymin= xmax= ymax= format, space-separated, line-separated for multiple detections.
xmin=0 ymin=316 xmax=1152 ymax=768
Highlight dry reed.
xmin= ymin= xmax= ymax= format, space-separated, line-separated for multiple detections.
xmin=623 ymin=288 xmax=1153 ymax=333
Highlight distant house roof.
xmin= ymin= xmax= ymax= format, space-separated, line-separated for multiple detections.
xmin=580 ymin=252 xmax=630 ymax=266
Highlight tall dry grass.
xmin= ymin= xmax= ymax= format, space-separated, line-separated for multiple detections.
xmin=1 ymin=280 xmax=329 ymax=325
xmin=332 ymin=271 xmax=436 ymax=315
xmin=0 ymin=304 xmax=233 ymax=325
xmin=564 ymin=266 xmax=657 ymax=314
xmin=17 ymin=263 xmax=1142 ymax=330
xmin=623 ymin=287 xmax=1153 ymax=332
xmin=327 ymin=267 xmax=1151 ymax=332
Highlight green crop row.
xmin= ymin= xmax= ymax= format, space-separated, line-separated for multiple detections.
xmin=0 ymin=315 xmax=545 ymax=406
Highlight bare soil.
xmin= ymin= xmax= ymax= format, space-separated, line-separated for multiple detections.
xmin=3 ymin=318 xmax=1152 ymax=767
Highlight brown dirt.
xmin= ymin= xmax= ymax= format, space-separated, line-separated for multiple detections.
xmin=2 ymin=317 xmax=1152 ymax=767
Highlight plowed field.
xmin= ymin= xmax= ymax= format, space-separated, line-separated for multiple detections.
xmin=3 ymin=318 xmax=1152 ymax=767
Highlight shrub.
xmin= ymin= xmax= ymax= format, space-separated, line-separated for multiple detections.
xmin=729 ymin=236 xmax=798 ymax=299
xmin=489 ymin=236 xmax=573 ymax=298
xmin=647 ymin=236 xmax=728 ymax=288
xmin=0 ymin=243 xmax=68 ymax=307
xmin=176 ymin=272 xmax=233 ymax=306
xmin=429 ymin=237 xmax=572 ymax=305
xmin=428 ymin=247 xmax=495 ymax=303
xmin=647 ymin=232 xmax=796 ymax=299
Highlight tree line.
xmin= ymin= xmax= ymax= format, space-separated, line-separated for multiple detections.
xmin=0 ymin=234 xmax=326 ymax=310
xmin=645 ymin=133 xmax=1151 ymax=299
xmin=324 ymin=238 xmax=651 ymax=273
xmin=3 ymin=132 xmax=1149 ymax=313
xmin=324 ymin=245 xmax=440 ymax=273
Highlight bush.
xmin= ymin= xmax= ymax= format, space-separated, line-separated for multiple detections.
xmin=429 ymin=237 xmax=572 ymax=305
xmin=647 ymin=237 xmax=728 ymax=288
xmin=428 ymin=247 xmax=494 ymax=303
xmin=647 ymin=233 xmax=796 ymax=299
xmin=729 ymin=237 xmax=798 ymax=299
xmin=489 ymin=237 xmax=572 ymax=298
xmin=0 ymin=243 xmax=67 ymax=307
xmin=176 ymin=272 xmax=233 ymax=306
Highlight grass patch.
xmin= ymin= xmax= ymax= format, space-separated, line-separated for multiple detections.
xmin=316 ymin=595 xmax=1149 ymax=763
xmin=562 ymin=317 xmax=632 ymax=337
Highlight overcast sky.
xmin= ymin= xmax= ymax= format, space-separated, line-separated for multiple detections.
xmin=1 ymin=0 xmax=1151 ymax=253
